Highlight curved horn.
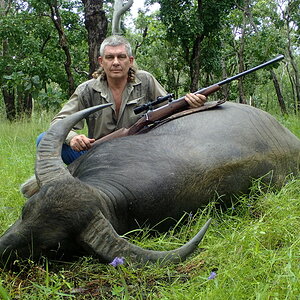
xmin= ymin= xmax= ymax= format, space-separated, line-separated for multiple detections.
xmin=80 ymin=211 xmax=211 ymax=264
xmin=35 ymin=103 xmax=112 ymax=187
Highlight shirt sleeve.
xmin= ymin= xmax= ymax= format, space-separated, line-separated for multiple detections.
xmin=50 ymin=81 xmax=89 ymax=145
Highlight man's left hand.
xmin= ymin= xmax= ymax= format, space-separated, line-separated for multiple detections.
xmin=185 ymin=93 xmax=206 ymax=108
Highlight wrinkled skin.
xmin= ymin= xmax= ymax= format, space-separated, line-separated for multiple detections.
xmin=1 ymin=179 xmax=99 ymax=263
xmin=0 ymin=102 xmax=299 ymax=266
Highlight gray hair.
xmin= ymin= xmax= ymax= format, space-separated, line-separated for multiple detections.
xmin=99 ymin=35 xmax=133 ymax=57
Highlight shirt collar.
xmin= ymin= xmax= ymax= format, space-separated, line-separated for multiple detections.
xmin=91 ymin=74 xmax=142 ymax=94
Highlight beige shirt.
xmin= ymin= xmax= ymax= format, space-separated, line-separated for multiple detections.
xmin=51 ymin=70 xmax=167 ymax=145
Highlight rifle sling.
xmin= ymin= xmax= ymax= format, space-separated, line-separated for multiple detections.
xmin=136 ymin=99 xmax=226 ymax=134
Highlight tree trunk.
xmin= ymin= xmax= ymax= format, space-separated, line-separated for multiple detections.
xmin=245 ymin=1 xmax=287 ymax=111
xmin=189 ymin=35 xmax=204 ymax=91
xmin=286 ymin=63 xmax=297 ymax=111
xmin=284 ymin=1 xmax=300 ymax=113
xmin=220 ymin=42 xmax=230 ymax=101
xmin=188 ymin=1 xmax=205 ymax=92
xmin=82 ymin=0 xmax=108 ymax=78
xmin=288 ymin=55 xmax=300 ymax=113
xmin=1 ymin=38 xmax=16 ymax=120
xmin=270 ymin=69 xmax=287 ymax=114
xmin=48 ymin=0 xmax=75 ymax=97
xmin=17 ymin=92 xmax=33 ymax=117
xmin=2 ymin=87 xmax=15 ymax=121
xmin=236 ymin=2 xmax=247 ymax=104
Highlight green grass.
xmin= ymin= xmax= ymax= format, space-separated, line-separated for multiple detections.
xmin=0 ymin=112 xmax=299 ymax=299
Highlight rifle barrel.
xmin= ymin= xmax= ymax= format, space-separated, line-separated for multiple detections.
xmin=217 ymin=54 xmax=284 ymax=86
xmin=181 ymin=55 xmax=285 ymax=100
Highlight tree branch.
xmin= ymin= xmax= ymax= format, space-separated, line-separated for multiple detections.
xmin=112 ymin=0 xmax=134 ymax=35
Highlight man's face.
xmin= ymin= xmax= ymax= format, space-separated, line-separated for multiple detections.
xmin=98 ymin=45 xmax=134 ymax=81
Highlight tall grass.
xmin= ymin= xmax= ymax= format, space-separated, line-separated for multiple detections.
xmin=0 ymin=112 xmax=299 ymax=299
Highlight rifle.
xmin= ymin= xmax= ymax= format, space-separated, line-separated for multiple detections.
xmin=94 ymin=54 xmax=284 ymax=145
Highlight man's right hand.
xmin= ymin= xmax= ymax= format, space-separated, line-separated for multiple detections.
xmin=70 ymin=134 xmax=95 ymax=151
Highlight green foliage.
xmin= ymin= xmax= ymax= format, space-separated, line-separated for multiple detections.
xmin=288 ymin=0 xmax=300 ymax=38
xmin=3 ymin=72 xmax=41 ymax=99
xmin=0 ymin=0 xmax=89 ymax=117
xmin=157 ymin=0 xmax=241 ymax=75
xmin=0 ymin=0 xmax=300 ymax=116
xmin=212 ymin=0 xmax=299 ymax=110
xmin=36 ymin=86 xmax=64 ymax=112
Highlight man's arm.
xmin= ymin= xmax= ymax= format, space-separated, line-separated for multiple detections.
xmin=50 ymin=80 xmax=93 ymax=147
xmin=50 ymin=95 xmax=83 ymax=145
xmin=185 ymin=93 xmax=207 ymax=107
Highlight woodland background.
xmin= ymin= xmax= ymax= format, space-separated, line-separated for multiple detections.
xmin=0 ymin=0 xmax=300 ymax=122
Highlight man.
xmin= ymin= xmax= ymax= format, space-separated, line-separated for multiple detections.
xmin=38 ymin=35 xmax=206 ymax=164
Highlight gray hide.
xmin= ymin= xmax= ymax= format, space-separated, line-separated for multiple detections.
xmin=0 ymin=101 xmax=299 ymax=266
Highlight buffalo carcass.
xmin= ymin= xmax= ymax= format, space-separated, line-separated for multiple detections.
xmin=0 ymin=102 xmax=299 ymax=266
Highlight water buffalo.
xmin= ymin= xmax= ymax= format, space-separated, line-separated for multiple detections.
xmin=0 ymin=101 xmax=299 ymax=266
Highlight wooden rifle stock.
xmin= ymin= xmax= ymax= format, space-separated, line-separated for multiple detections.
xmin=127 ymin=84 xmax=220 ymax=135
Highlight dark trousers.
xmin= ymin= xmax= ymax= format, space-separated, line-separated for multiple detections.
xmin=36 ymin=132 xmax=86 ymax=165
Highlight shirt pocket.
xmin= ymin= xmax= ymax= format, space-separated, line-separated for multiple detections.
xmin=123 ymin=96 xmax=147 ymax=126
xmin=127 ymin=96 xmax=146 ymax=105
xmin=126 ymin=96 xmax=147 ymax=116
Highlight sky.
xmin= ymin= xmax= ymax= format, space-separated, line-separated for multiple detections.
xmin=124 ymin=0 xmax=160 ymax=29
xmin=124 ymin=0 xmax=160 ymax=28
xmin=129 ymin=0 xmax=160 ymax=17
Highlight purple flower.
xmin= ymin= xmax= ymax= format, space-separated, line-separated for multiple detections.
xmin=208 ymin=271 xmax=217 ymax=280
xmin=109 ymin=257 xmax=125 ymax=267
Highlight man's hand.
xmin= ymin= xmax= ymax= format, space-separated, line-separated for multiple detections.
xmin=70 ymin=134 xmax=95 ymax=151
xmin=185 ymin=93 xmax=206 ymax=108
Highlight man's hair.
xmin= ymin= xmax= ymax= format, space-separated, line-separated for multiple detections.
xmin=99 ymin=35 xmax=133 ymax=57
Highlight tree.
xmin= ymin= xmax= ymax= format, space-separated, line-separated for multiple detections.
xmin=1 ymin=0 xmax=299 ymax=118
xmin=0 ymin=0 xmax=15 ymax=120
xmin=0 ymin=0 xmax=91 ymax=119
xmin=232 ymin=0 xmax=286 ymax=110
xmin=47 ymin=0 xmax=75 ymax=96
xmin=155 ymin=0 xmax=241 ymax=91
xmin=217 ymin=0 xmax=289 ymax=112
xmin=81 ymin=0 xmax=108 ymax=77
xmin=281 ymin=0 xmax=300 ymax=112
xmin=0 ymin=0 xmax=45 ymax=119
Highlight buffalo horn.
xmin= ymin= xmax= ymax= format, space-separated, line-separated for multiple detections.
xmin=35 ymin=103 xmax=112 ymax=186
xmin=80 ymin=210 xmax=211 ymax=264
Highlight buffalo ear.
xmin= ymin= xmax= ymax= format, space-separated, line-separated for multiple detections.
xmin=79 ymin=211 xmax=212 ymax=264
xmin=20 ymin=175 xmax=39 ymax=198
